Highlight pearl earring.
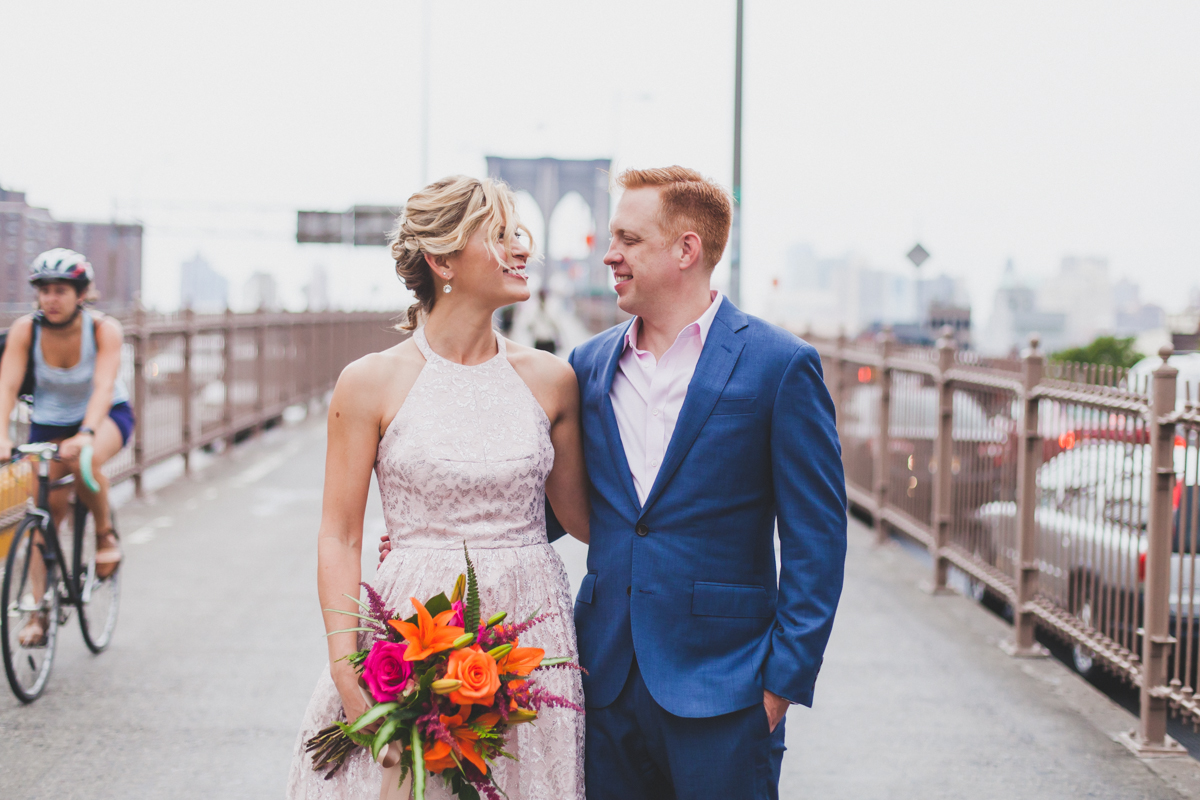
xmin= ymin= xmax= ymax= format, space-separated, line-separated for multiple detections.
xmin=443 ymin=283 xmax=452 ymax=294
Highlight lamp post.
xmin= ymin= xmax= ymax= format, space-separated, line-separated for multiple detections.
xmin=730 ymin=0 xmax=744 ymax=306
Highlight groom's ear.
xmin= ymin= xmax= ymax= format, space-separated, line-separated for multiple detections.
xmin=677 ymin=231 xmax=704 ymax=271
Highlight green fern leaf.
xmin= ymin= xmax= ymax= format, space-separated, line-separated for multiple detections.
xmin=463 ymin=543 xmax=481 ymax=634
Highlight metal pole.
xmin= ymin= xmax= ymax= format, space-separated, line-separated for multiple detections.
xmin=181 ymin=308 xmax=194 ymax=476
xmin=874 ymin=328 xmax=893 ymax=545
xmin=223 ymin=307 xmax=235 ymax=448
xmin=131 ymin=302 xmax=147 ymax=498
xmin=926 ymin=326 xmax=956 ymax=593
xmin=420 ymin=0 xmax=431 ymax=186
xmin=730 ymin=0 xmax=743 ymax=307
xmin=1003 ymin=335 xmax=1049 ymax=657
xmin=1132 ymin=345 xmax=1184 ymax=754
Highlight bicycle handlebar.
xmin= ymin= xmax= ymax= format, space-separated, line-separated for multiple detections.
xmin=79 ymin=444 xmax=100 ymax=493
xmin=4 ymin=441 xmax=101 ymax=493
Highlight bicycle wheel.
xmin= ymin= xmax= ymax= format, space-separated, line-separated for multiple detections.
xmin=72 ymin=502 xmax=119 ymax=653
xmin=1 ymin=516 xmax=61 ymax=702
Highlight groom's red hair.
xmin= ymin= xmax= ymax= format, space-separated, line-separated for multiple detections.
xmin=616 ymin=166 xmax=732 ymax=270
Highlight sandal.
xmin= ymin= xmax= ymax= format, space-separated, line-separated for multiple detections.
xmin=95 ymin=528 xmax=122 ymax=580
xmin=18 ymin=611 xmax=48 ymax=647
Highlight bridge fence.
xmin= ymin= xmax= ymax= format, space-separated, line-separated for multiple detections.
xmin=0 ymin=308 xmax=403 ymax=548
xmin=808 ymin=328 xmax=1200 ymax=755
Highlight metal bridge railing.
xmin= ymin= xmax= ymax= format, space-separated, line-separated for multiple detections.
xmin=0 ymin=307 xmax=403 ymax=534
xmin=811 ymin=328 xmax=1198 ymax=756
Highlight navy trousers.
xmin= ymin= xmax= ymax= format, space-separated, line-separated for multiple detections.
xmin=585 ymin=660 xmax=787 ymax=800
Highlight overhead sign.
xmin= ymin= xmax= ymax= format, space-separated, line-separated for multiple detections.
xmin=352 ymin=206 xmax=396 ymax=247
xmin=297 ymin=211 xmax=349 ymax=244
xmin=297 ymin=207 xmax=398 ymax=246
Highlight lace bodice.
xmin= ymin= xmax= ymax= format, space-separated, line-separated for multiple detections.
xmin=375 ymin=327 xmax=554 ymax=550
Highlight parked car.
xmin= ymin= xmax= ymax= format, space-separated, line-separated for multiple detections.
xmin=975 ymin=439 xmax=1199 ymax=679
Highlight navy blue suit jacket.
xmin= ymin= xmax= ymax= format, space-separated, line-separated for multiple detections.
xmin=560 ymin=298 xmax=847 ymax=718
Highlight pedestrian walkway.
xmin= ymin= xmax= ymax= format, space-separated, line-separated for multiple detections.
xmin=2 ymin=413 xmax=1199 ymax=798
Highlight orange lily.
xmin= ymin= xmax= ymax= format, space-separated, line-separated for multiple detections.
xmin=423 ymin=711 xmax=501 ymax=774
xmin=498 ymin=643 xmax=545 ymax=677
xmin=388 ymin=597 xmax=465 ymax=662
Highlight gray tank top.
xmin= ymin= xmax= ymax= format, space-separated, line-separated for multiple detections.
xmin=31 ymin=309 xmax=131 ymax=426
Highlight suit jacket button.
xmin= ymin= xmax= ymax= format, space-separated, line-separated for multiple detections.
xmin=635 ymin=523 xmax=649 ymax=537
xmin=626 ymin=586 xmax=632 ymax=595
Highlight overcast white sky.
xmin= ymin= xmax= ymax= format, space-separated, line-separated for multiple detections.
xmin=2 ymin=1 xmax=1197 ymax=319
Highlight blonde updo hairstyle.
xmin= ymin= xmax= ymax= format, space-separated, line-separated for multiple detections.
xmin=389 ymin=175 xmax=534 ymax=331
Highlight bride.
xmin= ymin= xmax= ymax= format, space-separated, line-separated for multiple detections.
xmin=287 ymin=176 xmax=589 ymax=799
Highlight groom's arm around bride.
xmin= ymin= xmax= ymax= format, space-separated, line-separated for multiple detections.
xmin=570 ymin=166 xmax=847 ymax=800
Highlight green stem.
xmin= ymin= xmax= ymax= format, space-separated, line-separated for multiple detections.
xmin=411 ymin=725 xmax=426 ymax=800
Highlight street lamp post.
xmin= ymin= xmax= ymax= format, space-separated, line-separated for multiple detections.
xmin=730 ymin=0 xmax=744 ymax=306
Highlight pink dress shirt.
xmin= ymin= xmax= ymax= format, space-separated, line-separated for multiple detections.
xmin=610 ymin=290 xmax=724 ymax=506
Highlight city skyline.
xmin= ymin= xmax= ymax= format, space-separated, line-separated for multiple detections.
xmin=2 ymin=1 xmax=1197 ymax=322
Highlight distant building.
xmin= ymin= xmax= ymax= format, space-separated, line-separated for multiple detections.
xmin=304 ymin=265 xmax=329 ymax=311
xmin=765 ymin=243 xmax=970 ymax=343
xmin=0 ymin=183 xmax=141 ymax=311
xmin=180 ymin=252 xmax=229 ymax=312
xmin=1037 ymin=256 xmax=1115 ymax=347
xmin=1112 ymin=278 xmax=1165 ymax=336
xmin=242 ymin=271 xmax=279 ymax=311
xmin=983 ymin=261 xmax=1067 ymax=355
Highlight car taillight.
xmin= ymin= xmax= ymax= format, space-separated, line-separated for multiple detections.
xmin=1139 ymin=552 xmax=1147 ymax=583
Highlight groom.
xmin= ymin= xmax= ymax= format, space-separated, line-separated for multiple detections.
xmin=564 ymin=166 xmax=846 ymax=800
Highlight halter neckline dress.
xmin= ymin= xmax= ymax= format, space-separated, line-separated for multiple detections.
xmin=287 ymin=327 xmax=585 ymax=800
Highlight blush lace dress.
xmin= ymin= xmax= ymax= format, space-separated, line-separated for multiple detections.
xmin=287 ymin=328 xmax=585 ymax=800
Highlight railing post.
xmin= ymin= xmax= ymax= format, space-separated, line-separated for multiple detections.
xmin=1003 ymin=335 xmax=1049 ymax=657
xmin=1129 ymin=345 xmax=1185 ymax=754
xmin=254 ymin=309 xmax=267 ymax=429
xmin=223 ymin=307 xmax=235 ymax=447
xmin=131 ymin=301 xmax=147 ymax=498
xmin=832 ymin=327 xmax=847 ymax=443
xmin=926 ymin=327 xmax=956 ymax=593
xmin=874 ymin=328 xmax=894 ymax=545
xmin=181 ymin=308 xmax=194 ymax=476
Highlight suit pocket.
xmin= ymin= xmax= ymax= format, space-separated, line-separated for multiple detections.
xmin=691 ymin=582 xmax=772 ymax=618
xmin=577 ymin=572 xmax=597 ymax=605
xmin=711 ymin=396 xmax=757 ymax=416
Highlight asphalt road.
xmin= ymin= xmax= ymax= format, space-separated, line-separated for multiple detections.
xmin=2 ymin=410 xmax=1197 ymax=799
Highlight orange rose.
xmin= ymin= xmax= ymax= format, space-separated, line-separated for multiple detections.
xmin=444 ymin=645 xmax=501 ymax=707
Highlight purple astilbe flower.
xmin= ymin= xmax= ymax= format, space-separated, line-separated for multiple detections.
xmin=416 ymin=705 xmax=456 ymax=752
xmin=484 ymin=612 xmax=556 ymax=647
xmin=468 ymin=778 xmax=504 ymax=800
xmin=359 ymin=582 xmax=393 ymax=629
xmin=524 ymin=682 xmax=585 ymax=714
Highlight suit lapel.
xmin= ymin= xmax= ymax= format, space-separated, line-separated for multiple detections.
xmin=597 ymin=321 xmax=640 ymax=511
xmin=640 ymin=299 xmax=748 ymax=515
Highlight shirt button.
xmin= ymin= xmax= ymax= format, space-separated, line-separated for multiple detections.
xmin=652 ymin=408 xmax=660 ymax=416
xmin=635 ymin=523 xmax=649 ymax=537
xmin=650 ymin=461 xmax=659 ymax=469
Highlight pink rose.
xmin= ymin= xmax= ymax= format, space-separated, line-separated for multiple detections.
xmin=362 ymin=640 xmax=413 ymax=703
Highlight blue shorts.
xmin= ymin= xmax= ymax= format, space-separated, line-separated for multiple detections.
xmin=29 ymin=402 xmax=136 ymax=447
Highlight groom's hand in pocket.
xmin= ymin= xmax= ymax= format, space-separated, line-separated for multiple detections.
xmin=764 ymin=690 xmax=789 ymax=732
xmin=378 ymin=534 xmax=392 ymax=565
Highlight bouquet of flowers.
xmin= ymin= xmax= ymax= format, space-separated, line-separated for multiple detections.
xmin=306 ymin=547 xmax=582 ymax=800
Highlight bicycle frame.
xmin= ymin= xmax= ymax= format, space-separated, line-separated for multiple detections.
xmin=20 ymin=446 xmax=88 ymax=612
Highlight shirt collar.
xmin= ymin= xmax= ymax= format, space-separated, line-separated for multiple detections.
xmin=624 ymin=290 xmax=724 ymax=355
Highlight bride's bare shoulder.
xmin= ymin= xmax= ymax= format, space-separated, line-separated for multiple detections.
xmin=504 ymin=339 xmax=578 ymax=424
xmin=333 ymin=337 xmax=426 ymax=419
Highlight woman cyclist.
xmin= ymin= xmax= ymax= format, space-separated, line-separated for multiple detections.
xmin=0 ymin=248 xmax=134 ymax=645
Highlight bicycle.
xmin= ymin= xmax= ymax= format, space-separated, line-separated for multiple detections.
xmin=1 ymin=441 xmax=120 ymax=702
